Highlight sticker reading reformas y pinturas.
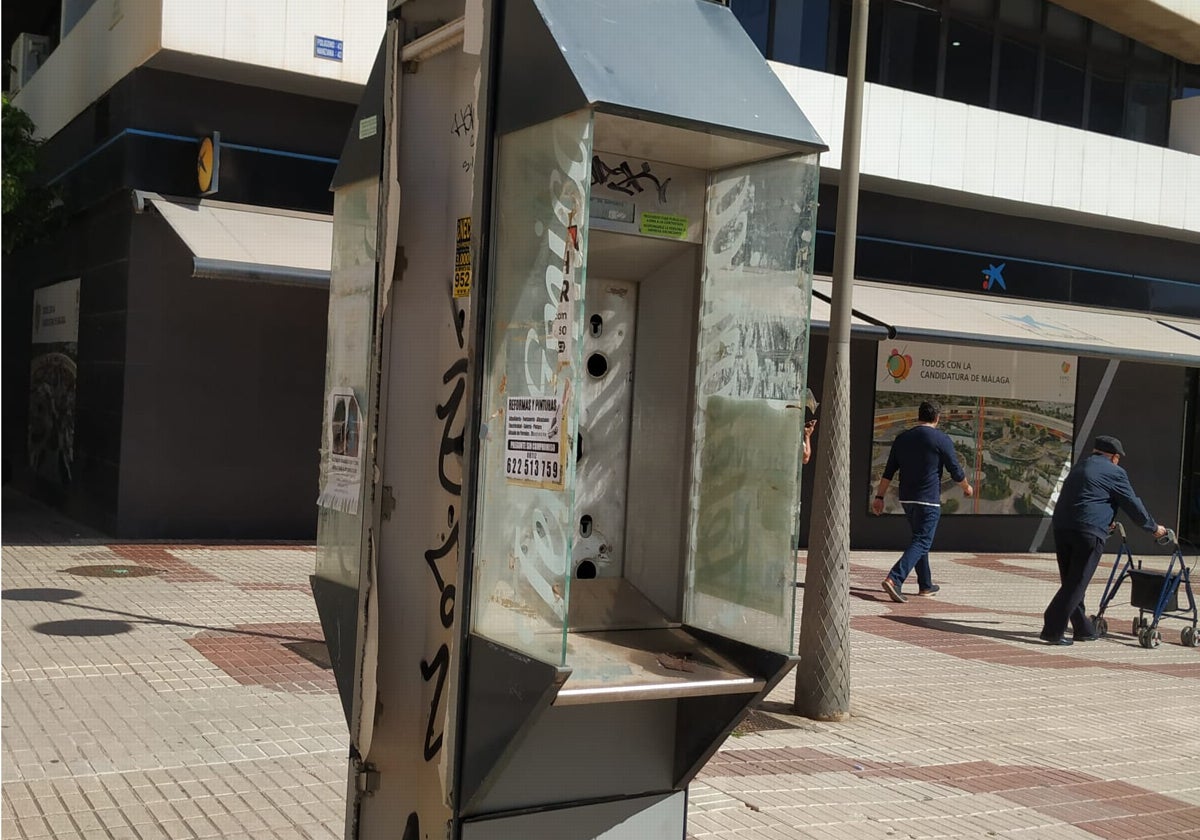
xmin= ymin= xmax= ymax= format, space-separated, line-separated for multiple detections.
xmin=505 ymin=395 xmax=564 ymax=488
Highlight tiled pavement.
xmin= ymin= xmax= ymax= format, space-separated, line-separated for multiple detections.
xmin=4 ymin=490 xmax=1200 ymax=839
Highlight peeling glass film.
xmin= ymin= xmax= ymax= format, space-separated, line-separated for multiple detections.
xmin=686 ymin=154 xmax=820 ymax=653
xmin=471 ymin=110 xmax=593 ymax=666
xmin=316 ymin=179 xmax=379 ymax=588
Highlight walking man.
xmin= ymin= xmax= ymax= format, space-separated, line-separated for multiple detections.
xmin=1041 ymin=435 xmax=1167 ymax=645
xmin=872 ymin=400 xmax=974 ymax=603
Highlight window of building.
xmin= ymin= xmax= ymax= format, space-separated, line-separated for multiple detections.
xmin=1183 ymin=64 xmax=1200 ymax=99
xmin=1132 ymin=39 xmax=1169 ymax=69
xmin=1042 ymin=56 xmax=1085 ymax=127
xmin=731 ymin=0 xmax=772 ymax=55
xmin=997 ymin=0 xmax=1041 ymax=31
xmin=1127 ymin=76 xmax=1170 ymax=143
xmin=832 ymin=0 xmax=883 ymax=82
xmin=948 ymin=0 xmax=991 ymax=17
xmin=1086 ymin=62 xmax=1125 ymax=137
xmin=1044 ymin=4 xmax=1086 ymax=46
xmin=944 ymin=18 xmax=992 ymax=106
xmin=1089 ymin=22 xmax=1125 ymax=56
xmin=771 ymin=0 xmax=832 ymax=70
xmin=746 ymin=0 xmax=1183 ymax=148
xmin=883 ymin=1 xmax=940 ymax=95
xmin=996 ymin=37 xmax=1038 ymax=117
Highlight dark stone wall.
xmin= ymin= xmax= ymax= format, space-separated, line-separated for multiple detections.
xmin=119 ymin=210 xmax=328 ymax=539
xmin=3 ymin=66 xmax=346 ymax=539
xmin=40 ymin=67 xmax=354 ymax=215
xmin=2 ymin=192 xmax=132 ymax=533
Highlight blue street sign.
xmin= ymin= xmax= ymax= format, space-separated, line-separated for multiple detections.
xmin=314 ymin=36 xmax=344 ymax=62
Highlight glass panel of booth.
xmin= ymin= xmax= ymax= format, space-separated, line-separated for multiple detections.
xmin=471 ymin=110 xmax=594 ymax=666
xmin=471 ymin=112 xmax=817 ymax=691
xmin=316 ymin=178 xmax=380 ymax=586
xmin=684 ymin=154 xmax=821 ymax=654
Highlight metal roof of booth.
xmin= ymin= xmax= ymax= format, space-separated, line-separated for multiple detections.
xmin=498 ymin=0 xmax=827 ymax=157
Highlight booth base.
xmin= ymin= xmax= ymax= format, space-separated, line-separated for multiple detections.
xmin=459 ymin=631 xmax=796 ymax=817
xmin=556 ymin=626 xmax=765 ymax=705
xmin=461 ymin=790 xmax=685 ymax=840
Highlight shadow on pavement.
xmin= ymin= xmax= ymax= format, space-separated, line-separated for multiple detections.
xmin=33 ymin=619 xmax=136 ymax=636
xmin=2 ymin=586 xmax=318 ymax=641
xmin=885 ymin=614 xmax=1047 ymax=645
xmin=0 ymin=587 xmax=83 ymax=601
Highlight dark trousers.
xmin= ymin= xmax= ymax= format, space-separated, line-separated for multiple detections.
xmin=1042 ymin=529 xmax=1105 ymax=639
xmin=887 ymin=503 xmax=940 ymax=591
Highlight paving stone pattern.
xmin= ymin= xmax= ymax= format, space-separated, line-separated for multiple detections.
xmin=4 ymin=491 xmax=1200 ymax=838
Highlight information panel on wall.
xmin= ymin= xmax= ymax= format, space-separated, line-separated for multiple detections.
xmin=871 ymin=340 xmax=1077 ymax=516
xmin=29 ymin=278 xmax=81 ymax=487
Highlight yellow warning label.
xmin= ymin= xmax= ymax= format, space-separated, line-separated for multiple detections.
xmin=639 ymin=212 xmax=688 ymax=240
xmin=454 ymin=216 xmax=472 ymax=298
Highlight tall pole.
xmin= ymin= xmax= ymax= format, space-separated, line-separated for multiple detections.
xmin=793 ymin=0 xmax=869 ymax=721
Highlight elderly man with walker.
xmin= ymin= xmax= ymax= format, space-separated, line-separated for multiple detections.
xmin=1040 ymin=435 xmax=1168 ymax=645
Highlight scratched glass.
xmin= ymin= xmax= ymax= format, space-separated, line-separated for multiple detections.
xmin=471 ymin=110 xmax=593 ymax=666
xmin=684 ymin=153 xmax=820 ymax=654
xmin=316 ymin=177 xmax=379 ymax=589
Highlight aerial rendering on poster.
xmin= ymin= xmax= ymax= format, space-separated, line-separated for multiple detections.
xmin=871 ymin=341 xmax=1077 ymax=516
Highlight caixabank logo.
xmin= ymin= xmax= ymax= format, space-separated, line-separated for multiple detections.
xmin=884 ymin=348 xmax=913 ymax=383
xmin=981 ymin=262 xmax=1006 ymax=291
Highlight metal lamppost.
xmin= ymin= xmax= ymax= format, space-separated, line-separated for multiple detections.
xmin=793 ymin=0 xmax=870 ymax=721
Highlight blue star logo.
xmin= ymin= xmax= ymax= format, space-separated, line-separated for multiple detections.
xmin=981 ymin=263 xmax=1006 ymax=291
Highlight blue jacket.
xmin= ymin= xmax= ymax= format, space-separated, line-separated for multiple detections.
xmin=1052 ymin=454 xmax=1157 ymax=540
xmin=882 ymin=425 xmax=966 ymax=505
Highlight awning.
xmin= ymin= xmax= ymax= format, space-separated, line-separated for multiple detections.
xmin=808 ymin=282 xmax=890 ymax=338
xmin=1162 ymin=319 xmax=1200 ymax=342
xmin=813 ymin=278 xmax=1200 ymax=367
xmin=136 ymin=192 xmax=333 ymax=287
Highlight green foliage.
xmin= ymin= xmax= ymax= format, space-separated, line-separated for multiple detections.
xmin=979 ymin=463 xmax=1012 ymax=501
xmin=2 ymin=94 xmax=58 ymax=253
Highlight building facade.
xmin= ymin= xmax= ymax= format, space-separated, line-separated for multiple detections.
xmin=729 ymin=0 xmax=1200 ymax=554
xmin=4 ymin=0 xmax=1199 ymax=551
xmin=3 ymin=1 xmax=385 ymax=537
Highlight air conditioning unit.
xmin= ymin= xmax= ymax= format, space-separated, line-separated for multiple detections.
xmin=10 ymin=34 xmax=51 ymax=94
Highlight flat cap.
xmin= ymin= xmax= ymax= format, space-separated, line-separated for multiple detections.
xmin=1094 ymin=435 xmax=1125 ymax=457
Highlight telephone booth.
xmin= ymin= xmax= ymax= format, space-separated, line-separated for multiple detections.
xmin=315 ymin=1 xmax=826 ymax=837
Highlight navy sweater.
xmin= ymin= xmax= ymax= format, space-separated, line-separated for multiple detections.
xmin=1052 ymin=454 xmax=1157 ymax=540
xmin=882 ymin=425 xmax=966 ymax=505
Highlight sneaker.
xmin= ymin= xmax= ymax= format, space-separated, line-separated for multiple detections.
xmin=918 ymin=585 xmax=940 ymax=596
xmin=882 ymin=578 xmax=907 ymax=603
xmin=1038 ymin=631 xmax=1074 ymax=646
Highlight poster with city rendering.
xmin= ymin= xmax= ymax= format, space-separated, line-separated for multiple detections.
xmin=28 ymin=278 xmax=81 ymax=487
xmin=871 ymin=341 xmax=1077 ymax=516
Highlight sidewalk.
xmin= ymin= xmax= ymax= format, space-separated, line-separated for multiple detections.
xmin=3 ymin=490 xmax=1200 ymax=839
xmin=1 ymin=491 xmax=345 ymax=840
